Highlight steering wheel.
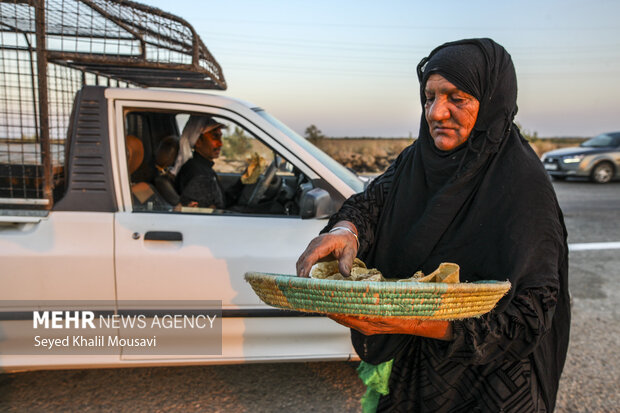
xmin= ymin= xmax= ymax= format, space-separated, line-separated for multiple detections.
xmin=246 ymin=159 xmax=278 ymax=206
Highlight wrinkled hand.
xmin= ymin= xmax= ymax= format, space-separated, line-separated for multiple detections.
xmin=296 ymin=221 xmax=358 ymax=278
xmin=328 ymin=314 xmax=453 ymax=340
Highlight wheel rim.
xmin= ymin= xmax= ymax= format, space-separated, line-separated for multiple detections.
xmin=593 ymin=163 xmax=613 ymax=183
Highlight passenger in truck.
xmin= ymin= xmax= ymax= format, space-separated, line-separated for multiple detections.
xmin=153 ymin=135 xmax=181 ymax=207
xmin=125 ymin=134 xmax=172 ymax=211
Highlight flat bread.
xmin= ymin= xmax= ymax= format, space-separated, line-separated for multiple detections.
xmin=241 ymin=152 xmax=267 ymax=184
xmin=310 ymin=258 xmax=384 ymax=281
xmin=398 ymin=262 xmax=460 ymax=284
xmin=310 ymin=260 xmax=460 ymax=284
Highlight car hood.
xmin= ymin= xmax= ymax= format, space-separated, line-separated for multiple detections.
xmin=543 ymin=146 xmax=614 ymax=157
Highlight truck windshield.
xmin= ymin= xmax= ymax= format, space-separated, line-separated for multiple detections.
xmin=255 ymin=109 xmax=364 ymax=193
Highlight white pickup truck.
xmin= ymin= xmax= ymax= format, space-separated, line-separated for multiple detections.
xmin=0 ymin=85 xmax=362 ymax=372
xmin=0 ymin=0 xmax=361 ymax=372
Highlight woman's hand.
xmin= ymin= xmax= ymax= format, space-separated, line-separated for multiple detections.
xmin=296 ymin=221 xmax=359 ymax=278
xmin=328 ymin=314 xmax=453 ymax=340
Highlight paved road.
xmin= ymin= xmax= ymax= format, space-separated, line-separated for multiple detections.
xmin=1 ymin=180 xmax=619 ymax=413
xmin=552 ymin=180 xmax=620 ymax=413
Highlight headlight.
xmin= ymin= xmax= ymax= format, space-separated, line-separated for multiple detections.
xmin=562 ymin=154 xmax=585 ymax=164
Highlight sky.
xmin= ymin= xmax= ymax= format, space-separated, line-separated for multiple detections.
xmin=140 ymin=0 xmax=620 ymax=138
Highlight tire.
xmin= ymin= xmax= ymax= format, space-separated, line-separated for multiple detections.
xmin=590 ymin=162 xmax=614 ymax=184
xmin=551 ymin=175 xmax=567 ymax=181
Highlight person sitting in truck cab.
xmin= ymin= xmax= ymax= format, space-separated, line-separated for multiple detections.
xmin=152 ymin=135 xmax=181 ymax=207
xmin=173 ymin=116 xmax=242 ymax=209
xmin=126 ymin=134 xmax=172 ymax=211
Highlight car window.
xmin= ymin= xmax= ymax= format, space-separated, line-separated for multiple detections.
xmin=212 ymin=119 xmax=275 ymax=175
xmin=581 ymin=134 xmax=615 ymax=148
xmin=124 ymin=110 xmax=311 ymax=217
xmin=255 ymin=109 xmax=364 ymax=193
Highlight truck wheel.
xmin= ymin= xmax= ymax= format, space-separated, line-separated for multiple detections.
xmin=590 ymin=162 xmax=614 ymax=184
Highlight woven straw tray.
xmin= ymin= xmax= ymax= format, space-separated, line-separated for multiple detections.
xmin=245 ymin=272 xmax=511 ymax=320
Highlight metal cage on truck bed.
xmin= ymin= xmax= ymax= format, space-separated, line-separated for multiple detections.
xmin=0 ymin=0 xmax=226 ymax=209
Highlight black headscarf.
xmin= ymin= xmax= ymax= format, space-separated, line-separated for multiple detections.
xmin=354 ymin=38 xmax=570 ymax=411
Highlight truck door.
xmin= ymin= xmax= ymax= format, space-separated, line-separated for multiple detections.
xmin=111 ymin=101 xmax=353 ymax=363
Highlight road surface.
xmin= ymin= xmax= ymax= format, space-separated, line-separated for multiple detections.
xmin=1 ymin=180 xmax=619 ymax=412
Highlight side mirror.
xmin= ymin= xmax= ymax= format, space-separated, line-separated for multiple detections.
xmin=300 ymin=187 xmax=333 ymax=219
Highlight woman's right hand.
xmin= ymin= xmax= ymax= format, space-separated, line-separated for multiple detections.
xmin=296 ymin=221 xmax=359 ymax=278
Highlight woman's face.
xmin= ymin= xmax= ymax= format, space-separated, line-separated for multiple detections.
xmin=424 ymin=74 xmax=480 ymax=151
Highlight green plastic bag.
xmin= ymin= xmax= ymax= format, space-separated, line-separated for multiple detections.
xmin=357 ymin=359 xmax=393 ymax=413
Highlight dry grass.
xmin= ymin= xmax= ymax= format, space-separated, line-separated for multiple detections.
xmin=214 ymin=136 xmax=586 ymax=175
xmin=314 ymin=138 xmax=413 ymax=173
xmin=528 ymin=139 xmax=582 ymax=157
xmin=315 ymin=138 xmax=585 ymax=173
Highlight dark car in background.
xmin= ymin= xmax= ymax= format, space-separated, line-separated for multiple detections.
xmin=541 ymin=132 xmax=620 ymax=183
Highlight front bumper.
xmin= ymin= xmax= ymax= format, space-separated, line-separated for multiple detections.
xmin=542 ymin=157 xmax=590 ymax=178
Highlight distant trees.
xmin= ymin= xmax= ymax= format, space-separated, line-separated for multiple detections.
xmin=515 ymin=122 xmax=539 ymax=142
xmin=304 ymin=124 xmax=326 ymax=145
xmin=222 ymin=126 xmax=252 ymax=159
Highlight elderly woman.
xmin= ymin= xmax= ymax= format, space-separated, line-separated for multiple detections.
xmin=297 ymin=38 xmax=570 ymax=412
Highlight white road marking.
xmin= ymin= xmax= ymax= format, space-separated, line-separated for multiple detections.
xmin=568 ymin=242 xmax=620 ymax=251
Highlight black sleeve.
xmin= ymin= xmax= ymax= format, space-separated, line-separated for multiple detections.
xmin=223 ymin=177 xmax=244 ymax=207
xmin=441 ymin=286 xmax=558 ymax=365
xmin=180 ymin=175 xmax=225 ymax=209
xmin=322 ymin=145 xmax=414 ymax=257
xmin=174 ymin=162 xmax=194 ymax=194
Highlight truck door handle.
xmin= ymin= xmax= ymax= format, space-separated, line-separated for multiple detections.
xmin=143 ymin=231 xmax=183 ymax=242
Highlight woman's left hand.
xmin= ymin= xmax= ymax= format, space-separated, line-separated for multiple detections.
xmin=328 ymin=314 xmax=453 ymax=340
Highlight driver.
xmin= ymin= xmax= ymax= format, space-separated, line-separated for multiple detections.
xmin=174 ymin=116 xmax=242 ymax=209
